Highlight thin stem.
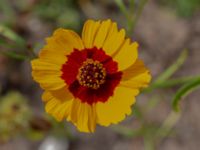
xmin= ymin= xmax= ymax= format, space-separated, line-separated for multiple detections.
xmin=112 ymin=125 xmax=141 ymax=138
xmin=155 ymin=111 xmax=181 ymax=140
xmin=155 ymin=50 xmax=188 ymax=84
xmin=115 ymin=0 xmax=134 ymax=36
xmin=144 ymin=135 xmax=155 ymax=150
xmin=172 ymin=76 xmax=200 ymax=111
xmin=115 ymin=0 xmax=129 ymax=20
xmin=27 ymin=44 xmax=38 ymax=59
xmin=131 ymin=0 xmax=148 ymax=33
xmin=144 ymin=75 xmax=200 ymax=92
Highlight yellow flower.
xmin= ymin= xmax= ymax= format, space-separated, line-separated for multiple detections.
xmin=31 ymin=19 xmax=151 ymax=133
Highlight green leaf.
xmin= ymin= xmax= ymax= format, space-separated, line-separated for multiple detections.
xmin=0 ymin=50 xmax=28 ymax=60
xmin=172 ymin=76 xmax=200 ymax=111
xmin=0 ymin=25 xmax=26 ymax=47
xmin=155 ymin=49 xmax=188 ymax=83
xmin=0 ymin=38 xmax=17 ymax=48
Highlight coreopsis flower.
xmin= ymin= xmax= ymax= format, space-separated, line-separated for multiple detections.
xmin=31 ymin=19 xmax=151 ymax=132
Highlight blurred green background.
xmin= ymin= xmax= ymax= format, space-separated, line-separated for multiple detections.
xmin=0 ymin=0 xmax=200 ymax=150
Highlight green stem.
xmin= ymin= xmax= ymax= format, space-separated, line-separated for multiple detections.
xmin=112 ymin=125 xmax=141 ymax=138
xmin=27 ymin=44 xmax=38 ymax=59
xmin=131 ymin=0 xmax=148 ymax=33
xmin=155 ymin=111 xmax=181 ymax=140
xmin=130 ymin=0 xmax=135 ymax=13
xmin=144 ymin=135 xmax=155 ymax=150
xmin=144 ymin=75 xmax=200 ymax=92
xmin=115 ymin=0 xmax=148 ymax=35
xmin=115 ymin=0 xmax=129 ymax=20
xmin=155 ymin=50 xmax=188 ymax=84
xmin=172 ymin=76 xmax=200 ymax=111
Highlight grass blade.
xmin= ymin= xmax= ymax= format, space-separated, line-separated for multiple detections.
xmin=0 ymin=25 xmax=26 ymax=47
xmin=0 ymin=50 xmax=28 ymax=60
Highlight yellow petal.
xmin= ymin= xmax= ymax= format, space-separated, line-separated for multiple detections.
xmin=96 ymin=86 xmax=139 ymax=126
xmin=120 ymin=59 xmax=151 ymax=89
xmin=42 ymin=90 xmax=73 ymax=103
xmin=39 ymin=49 xmax=67 ymax=65
xmin=82 ymin=20 xmax=126 ymax=56
xmin=42 ymin=92 xmax=52 ymax=102
xmin=82 ymin=20 xmax=101 ymax=48
xmin=52 ymin=101 xmax=73 ymax=121
xmin=122 ymin=59 xmax=149 ymax=80
xmin=120 ymin=72 xmax=151 ymax=89
xmin=31 ymin=59 xmax=66 ymax=90
xmin=113 ymin=39 xmax=138 ymax=71
xmin=103 ymin=23 xmax=126 ymax=56
xmin=43 ymin=91 xmax=73 ymax=121
xmin=93 ymin=19 xmax=112 ymax=49
xmin=45 ymin=98 xmax=60 ymax=113
xmin=31 ymin=59 xmax=61 ymax=70
xmin=50 ymin=86 xmax=74 ymax=102
xmin=43 ymin=29 xmax=84 ymax=63
xmin=69 ymin=99 xmax=97 ymax=133
xmin=45 ymin=28 xmax=84 ymax=51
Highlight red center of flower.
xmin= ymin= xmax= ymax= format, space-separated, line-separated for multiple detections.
xmin=77 ymin=59 xmax=106 ymax=90
xmin=61 ymin=47 xmax=122 ymax=105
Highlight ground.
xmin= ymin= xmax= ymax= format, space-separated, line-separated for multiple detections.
xmin=0 ymin=0 xmax=200 ymax=150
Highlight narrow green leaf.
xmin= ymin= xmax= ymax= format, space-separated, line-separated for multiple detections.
xmin=172 ymin=76 xmax=200 ymax=111
xmin=0 ymin=50 xmax=28 ymax=60
xmin=155 ymin=49 xmax=188 ymax=83
xmin=0 ymin=25 xmax=26 ymax=47
xmin=0 ymin=38 xmax=17 ymax=48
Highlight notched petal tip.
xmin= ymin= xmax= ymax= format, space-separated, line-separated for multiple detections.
xmin=96 ymin=86 xmax=138 ymax=127
xmin=67 ymin=100 xmax=97 ymax=133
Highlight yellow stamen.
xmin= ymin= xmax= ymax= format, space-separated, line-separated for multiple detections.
xmin=77 ymin=59 xmax=106 ymax=89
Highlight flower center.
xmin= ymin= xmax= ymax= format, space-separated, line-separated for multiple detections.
xmin=77 ymin=59 xmax=106 ymax=89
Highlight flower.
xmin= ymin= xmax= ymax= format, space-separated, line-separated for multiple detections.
xmin=31 ymin=19 xmax=151 ymax=133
